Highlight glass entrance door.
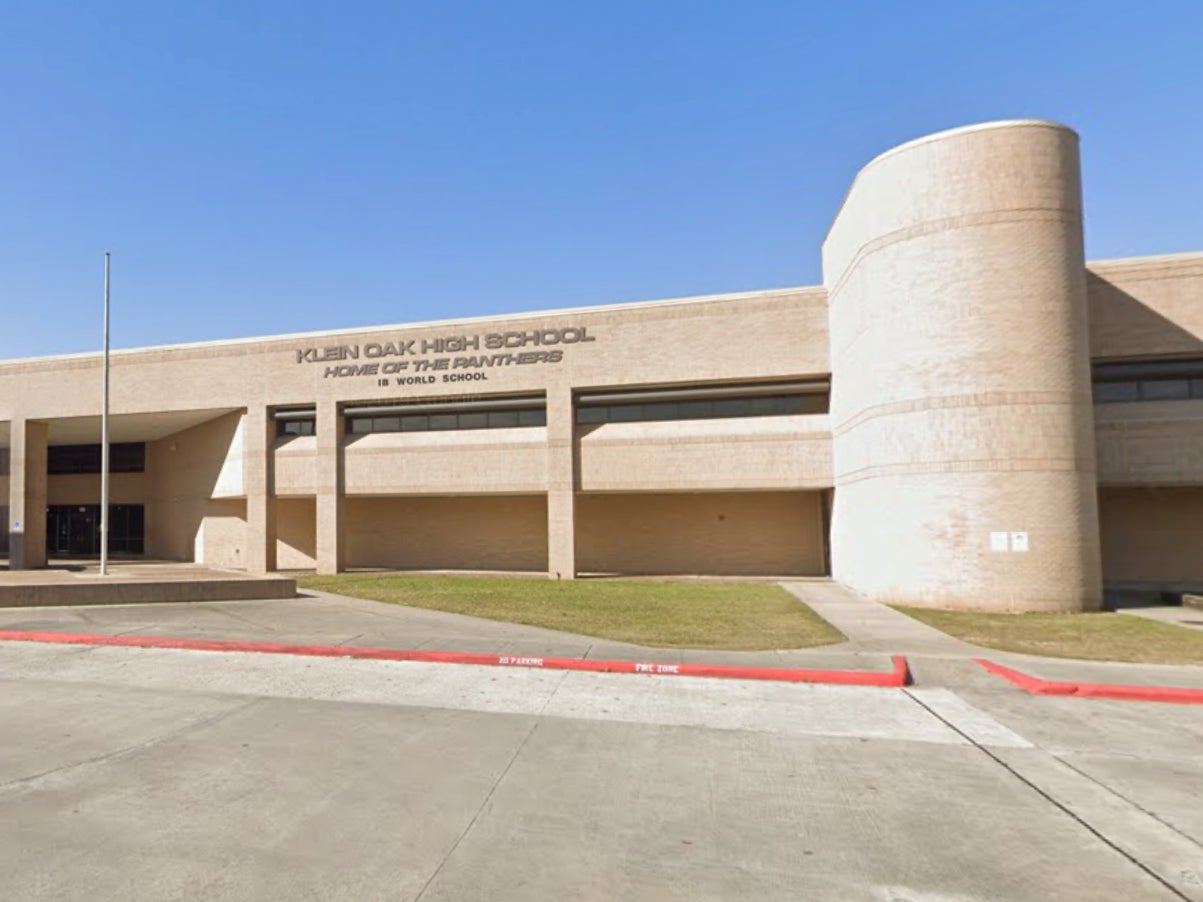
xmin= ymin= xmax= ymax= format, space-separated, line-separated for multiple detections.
xmin=48 ymin=506 xmax=99 ymax=556
xmin=46 ymin=505 xmax=144 ymax=557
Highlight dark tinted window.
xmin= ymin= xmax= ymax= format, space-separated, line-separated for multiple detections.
xmin=277 ymin=419 xmax=315 ymax=437
xmin=487 ymin=411 xmax=518 ymax=428
xmin=576 ymin=392 xmax=824 ymax=424
xmin=518 ymin=409 xmax=547 ymax=427
xmin=1141 ymin=379 xmax=1190 ymax=401
xmin=347 ymin=407 xmax=547 ymax=434
xmin=48 ymin=443 xmax=145 ymax=474
xmin=1093 ymin=382 xmax=1140 ymax=403
xmin=1093 ymin=358 xmax=1203 ymax=404
xmin=1093 ymin=377 xmax=1203 ymax=404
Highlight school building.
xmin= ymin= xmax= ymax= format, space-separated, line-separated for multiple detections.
xmin=2 ymin=120 xmax=1201 ymax=611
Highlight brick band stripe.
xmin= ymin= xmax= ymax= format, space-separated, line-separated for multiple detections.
xmin=0 ymin=629 xmax=912 ymax=687
xmin=825 ymin=207 xmax=1077 ymax=299
xmin=975 ymin=658 xmax=1203 ymax=704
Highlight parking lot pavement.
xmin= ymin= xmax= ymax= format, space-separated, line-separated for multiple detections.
xmin=949 ymin=682 xmax=1203 ymax=843
xmin=2 ymin=639 xmax=1201 ymax=901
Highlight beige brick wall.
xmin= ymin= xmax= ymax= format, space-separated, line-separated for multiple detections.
xmin=0 ymin=287 xmax=829 ymax=422
xmin=1095 ymin=399 xmax=1203 ymax=485
xmin=343 ymin=430 xmax=548 ymax=496
xmin=276 ymin=497 xmax=316 ymax=569
xmin=1099 ymin=487 xmax=1203 ymax=586
xmin=344 ymin=495 xmax=548 ymax=571
xmin=1089 ymin=255 xmax=1203 ymax=487
xmin=576 ymin=491 xmax=825 ymax=576
xmin=274 ymin=436 xmax=318 ymax=497
xmin=1089 ymin=254 xmax=1203 ymax=360
xmin=0 ymin=472 xmax=7 ymax=555
xmin=147 ymin=412 xmax=246 ymax=564
xmin=271 ymin=418 xmax=836 ymax=497
xmin=824 ymin=120 xmax=1102 ymax=611
xmin=577 ymin=417 xmax=832 ymax=492
xmin=197 ymin=499 xmax=248 ymax=570
xmin=47 ymin=473 xmax=146 ymax=506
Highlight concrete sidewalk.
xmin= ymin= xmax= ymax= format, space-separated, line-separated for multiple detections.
xmin=781 ymin=580 xmax=1203 ymax=691
xmin=1119 ymin=604 xmax=1203 ymax=631
xmin=0 ymin=589 xmax=896 ymax=675
xmin=779 ymin=581 xmax=977 ymax=656
xmin=4 ymin=580 xmax=1203 ymax=693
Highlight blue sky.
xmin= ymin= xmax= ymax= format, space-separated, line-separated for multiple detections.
xmin=2 ymin=1 xmax=1200 ymax=359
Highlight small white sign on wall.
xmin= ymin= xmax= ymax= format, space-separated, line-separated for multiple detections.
xmin=990 ymin=531 xmax=1010 ymax=553
xmin=1010 ymin=532 xmax=1030 ymax=553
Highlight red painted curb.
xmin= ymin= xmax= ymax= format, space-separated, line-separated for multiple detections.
xmin=974 ymin=658 xmax=1203 ymax=705
xmin=0 ymin=629 xmax=911 ymax=687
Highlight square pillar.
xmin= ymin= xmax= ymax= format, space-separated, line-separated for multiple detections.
xmin=546 ymin=384 xmax=576 ymax=579
xmin=244 ymin=406 xmax=277 ymax=574
xmin=9 ymin=419 xmax=48 ymax=570
xmin=316 ymin=399 xmax=345 ymax=575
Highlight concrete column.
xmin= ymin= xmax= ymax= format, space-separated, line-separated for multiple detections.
xmin=315 ymin=398 xmax=345 ymax=575
xmin=546 ymin=384 xmax=576 ymax=579
xmin=244 ymin=406 xmax=277 ymax=574
xmin=9 ymin=419 xmax=48 ymax=570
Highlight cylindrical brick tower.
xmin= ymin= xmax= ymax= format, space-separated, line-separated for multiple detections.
xmin=822 ymin=120 xmax=1102 ymax=611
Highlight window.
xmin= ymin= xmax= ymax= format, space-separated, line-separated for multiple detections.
xmin=345 ymin=397 xmax=547 ymax=434
xmin=575 ymin=381 xmax=828 ymax=425
xmin=48 ymin=443 xmax=145 ymax=475
xmin=1140 ymin=379 xmax=1190 ymax=401
xmin=1092 ymin=382 xmax=1139 ymax=404
xmin=277 ymin=418 xmax=315 ymax=437
xmin=1092 ymin=357 xmax=1203 ymax=404
xmin=517 ymin=409 xmax=545 ymax=427
xmin=275 ymin=407 xmax=317 ymax=436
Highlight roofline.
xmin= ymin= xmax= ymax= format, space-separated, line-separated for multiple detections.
xmin=855 ymin=118 xmax=1074 ymax=176
xmin=823 ymin=119 xmax=1076 ymax=249
xmin=0 ymin=283 xmax=826 ymax=368
xmin=1086 ymin=249 xmax=1203 ymax=270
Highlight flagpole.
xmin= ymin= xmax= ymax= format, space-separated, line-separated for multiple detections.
xmin=100 ymin=252 xmax=111 ymax=576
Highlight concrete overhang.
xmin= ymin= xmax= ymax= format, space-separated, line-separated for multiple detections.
xmin=0 ymin=408 xmax=241 ymax=446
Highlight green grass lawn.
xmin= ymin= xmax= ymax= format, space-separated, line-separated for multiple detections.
xmin=895 ymin=606 xmax=1203 ymax=665
xmin=298 ymin=574 xmax=844 ymax=651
